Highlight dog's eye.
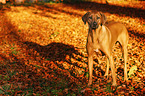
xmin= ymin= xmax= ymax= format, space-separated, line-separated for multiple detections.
xmin=97 ymin=17 xmax=100 ymax=19
xmin=89 ymin=17 xmax=92 ymax=19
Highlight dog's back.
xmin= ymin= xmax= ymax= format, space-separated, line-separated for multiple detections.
xmin=104 ymin=21 xmax=128 ymax=45
xmin=105 ymin=21 xmax=127 ymax=34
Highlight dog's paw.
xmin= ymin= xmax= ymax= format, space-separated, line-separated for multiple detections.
xmin=112 ymin=82 xmax=117 ymax=86
xmin=104 ymin=74 xmax=108 ymax=79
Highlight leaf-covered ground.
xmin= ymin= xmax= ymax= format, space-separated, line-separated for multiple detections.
xmin=0 ymin=1 xmax=145 ymax=95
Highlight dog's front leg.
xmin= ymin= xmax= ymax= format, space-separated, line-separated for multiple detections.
xmin=88 ymin=54 xmax=93 ymax=86
xmin=87 ymin=42 xmax=94 ymax=86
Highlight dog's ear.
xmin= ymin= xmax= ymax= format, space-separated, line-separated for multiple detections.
xmin=100 ymin=13 xmax=107 ymax=25
xmin=82 ymin=12 xmax=90 ymax=25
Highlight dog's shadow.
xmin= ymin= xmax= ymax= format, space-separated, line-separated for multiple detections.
xmin=24 ymin=42 xmax=84 ymax=63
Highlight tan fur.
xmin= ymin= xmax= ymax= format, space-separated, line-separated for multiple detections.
xmin=82 ymin=12 xmax=128 ymax=86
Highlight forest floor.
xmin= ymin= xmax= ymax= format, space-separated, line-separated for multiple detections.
xmin=0 ymin=1 xmax=145 ymax=95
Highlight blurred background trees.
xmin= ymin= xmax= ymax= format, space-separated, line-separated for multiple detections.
xmin=0 ymin=0 xmax=143 ymax=4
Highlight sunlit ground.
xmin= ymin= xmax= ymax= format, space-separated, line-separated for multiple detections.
xmin=0 ymin=0 xmax=145 ymax=95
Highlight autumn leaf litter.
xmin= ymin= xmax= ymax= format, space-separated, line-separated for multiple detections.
xmin=0 ymin=2 xmax=145 ymax=95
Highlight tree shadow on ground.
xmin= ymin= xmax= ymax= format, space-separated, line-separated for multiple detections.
xmin=64 ymin=1 xmax=145 ymax=19
xmin=13 ymin=1 xmax=144 ymax=19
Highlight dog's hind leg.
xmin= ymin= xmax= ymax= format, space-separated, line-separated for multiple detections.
xmin=120 ymin=40 xmax=128 ymax=81
xmin=104 ymin=58 xmax=109 ymax=79
xmin=118 ymin=31 xmax=128 ymax=81
xmin=123 ymin=45 xmax=128 ymax=81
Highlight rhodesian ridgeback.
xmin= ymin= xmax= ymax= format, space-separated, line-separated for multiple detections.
xmin=82 ymin=12 xmax=128 ymax=86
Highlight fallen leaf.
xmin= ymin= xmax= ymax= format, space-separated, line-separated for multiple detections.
xmin=128 ymin=65 xmax=137 ymax=78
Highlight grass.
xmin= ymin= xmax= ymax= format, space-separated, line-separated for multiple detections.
xmin=11 ymin=50 xmax=19 ymax=55
xmin=10 ymin=44 xmax=20 ymax=55
xmin=105 ymin=83 xmax=113 ymax=93
xmin=0 ymin=84 xmax=11 ymax=95
xmin=49 ymin=32 xmax=60 ymax=39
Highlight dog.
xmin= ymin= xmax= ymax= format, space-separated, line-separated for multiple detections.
xmin=82 ymin=12 xmax=129 ymax=86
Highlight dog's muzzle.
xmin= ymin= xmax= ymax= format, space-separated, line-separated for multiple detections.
xmin=92 ymin=22 xmax=98 ymax=29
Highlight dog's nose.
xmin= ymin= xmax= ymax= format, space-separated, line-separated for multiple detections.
xmin=92 ymin=22 xmax=98 ymax=29
xmin=93 ymin=22 xmax=97 ymax=26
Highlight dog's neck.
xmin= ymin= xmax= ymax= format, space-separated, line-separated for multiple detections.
xmin=88 ymin=25 xmax=102 ymax=41
xmin=88 ymin=25 xmax=107 ymax=51
xmin=87 ymin=25 xmax=101 ymax=50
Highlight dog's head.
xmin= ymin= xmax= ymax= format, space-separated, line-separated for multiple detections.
xmin=82 ymin=12 xmax=107 ymax=29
